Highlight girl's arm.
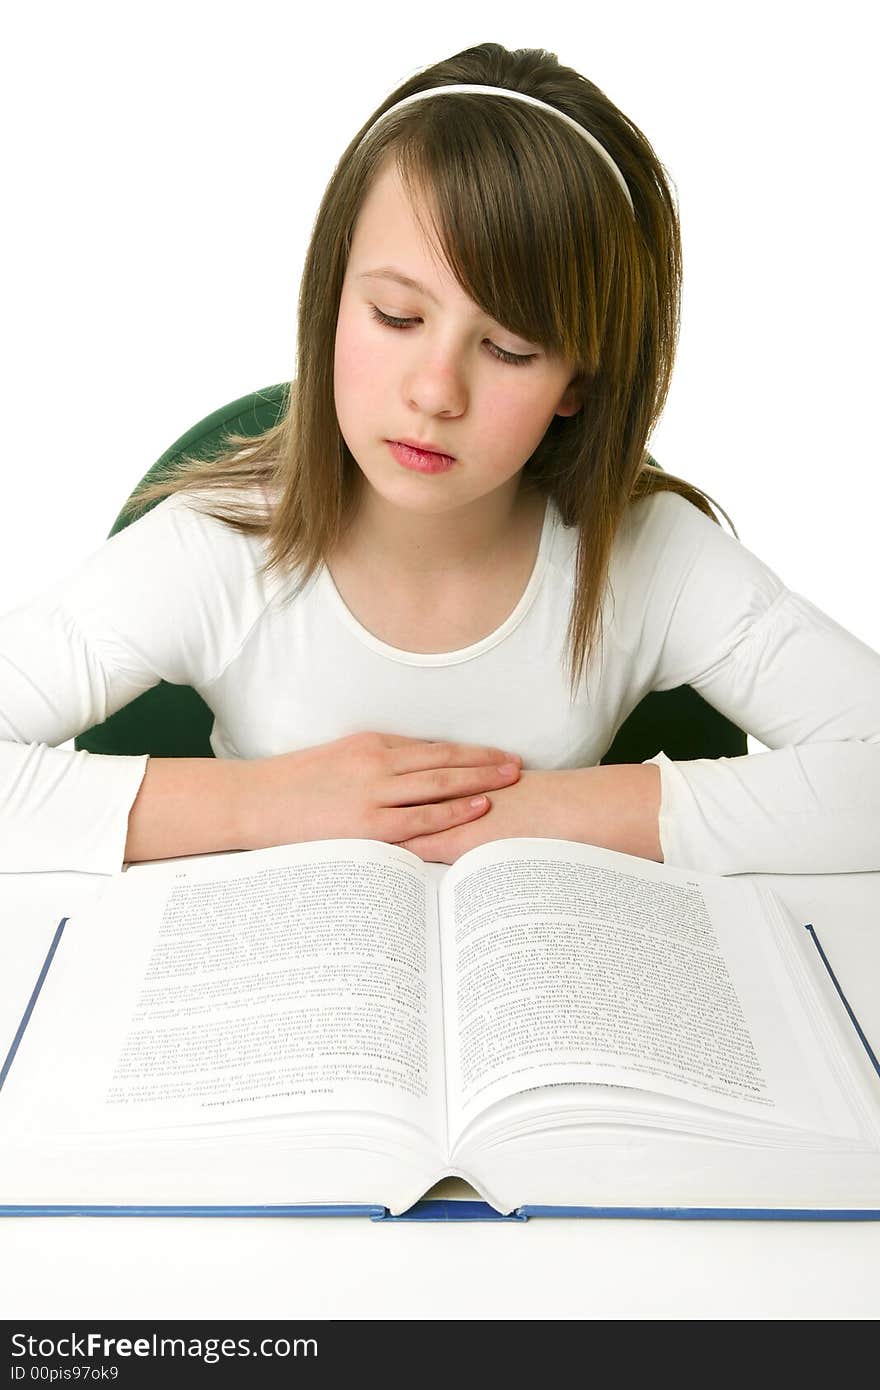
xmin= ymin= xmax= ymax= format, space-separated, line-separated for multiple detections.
xmin=124 ymin=734 xmax=522 ymax=864
xmin=626 ymin=491 xmax=880 ymax=875
xmin=0 ymin=492 xmax=257 ymax=874
xmin=565 ymin=762 xmax=663 ymax=863
xmin=123 ymin=756 xmax=250 ymax=864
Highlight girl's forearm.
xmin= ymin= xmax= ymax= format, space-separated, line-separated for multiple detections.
xmin=124 ymin=756 xmax=252 ymax=864
xmin=123 ymin=756 xmax=664 ymax=867
xmin=569 ymin=762 xmax=663 ymax=863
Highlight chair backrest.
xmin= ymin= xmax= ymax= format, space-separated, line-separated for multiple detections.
xmin=74 ymin=383 xmax=747 ymax=765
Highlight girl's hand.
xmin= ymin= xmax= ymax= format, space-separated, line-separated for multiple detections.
xmin=394 ymin=768 xmax=586 ymax=863
xmin=238 ymin=731 xmax=522 ymax=851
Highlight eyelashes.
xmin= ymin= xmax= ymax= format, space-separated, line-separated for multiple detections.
xmin=367 ymin=304 xmax=536 ymax=368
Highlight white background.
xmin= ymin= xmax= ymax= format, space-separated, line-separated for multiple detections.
xmin=1 ymin=1 xmax=879 ymax=1322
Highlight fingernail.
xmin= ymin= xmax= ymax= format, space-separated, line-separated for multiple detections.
xmin=497 ymin=762 xmax=518 ymax=775
xmin=470 ymin=796 xmax=488 ymax=807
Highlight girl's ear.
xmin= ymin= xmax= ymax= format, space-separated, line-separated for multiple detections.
xmin=555 ymin=377 xmax=584 ymax=418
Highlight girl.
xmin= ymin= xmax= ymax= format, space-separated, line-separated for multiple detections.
xmin=2 ymin=42 xmax=880 ymax=877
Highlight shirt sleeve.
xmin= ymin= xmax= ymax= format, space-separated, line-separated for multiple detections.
xmin=0 ymin=492 xmax=246 ymax=875
xmin=628 ymin=491 xmax=880 ymax=875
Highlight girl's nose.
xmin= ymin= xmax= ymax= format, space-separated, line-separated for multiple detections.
xmin=404 ymin=361 xmax=468 ymax=419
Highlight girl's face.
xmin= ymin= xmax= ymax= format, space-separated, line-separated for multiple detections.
xmin=334 ymin=159 xmax=582 ymax=519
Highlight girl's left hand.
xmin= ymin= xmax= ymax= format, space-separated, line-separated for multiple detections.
xmin=394 ymin=768 xmax=588 ymax=863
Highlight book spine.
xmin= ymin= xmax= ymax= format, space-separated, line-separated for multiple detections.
xmin=372 ymin=1201 xmax=527 ymax=1221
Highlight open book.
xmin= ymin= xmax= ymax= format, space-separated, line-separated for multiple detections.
xmin=1 ymin=837 xmax=879 ymax=1219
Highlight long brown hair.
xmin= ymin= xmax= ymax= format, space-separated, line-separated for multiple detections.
xmin=120 ymin=41 xmax=737 ymax=697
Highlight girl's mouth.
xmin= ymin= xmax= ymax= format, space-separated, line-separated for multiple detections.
xmin=387 ymin=441 xmax=457 ymax=473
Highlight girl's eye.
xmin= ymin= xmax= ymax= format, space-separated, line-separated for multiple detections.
xmin=368 ymin=304 xmax=536 ymax=367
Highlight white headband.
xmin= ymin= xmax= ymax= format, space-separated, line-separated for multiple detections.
xmin=358 ymin=83 xmax=634 ymax=214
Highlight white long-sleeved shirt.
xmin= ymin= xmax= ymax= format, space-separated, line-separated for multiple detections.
xmin=2 ymin=485 xmax=879 ymax=876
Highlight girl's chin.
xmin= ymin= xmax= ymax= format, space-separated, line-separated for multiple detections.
xmin=358 ymin=467 xmax=465 ymax=506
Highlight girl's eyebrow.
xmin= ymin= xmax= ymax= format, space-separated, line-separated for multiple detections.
xmin=358 ymin=266 xmax=484 ymax=320
xmin=358 ymin=267 xmax=440 ymax=304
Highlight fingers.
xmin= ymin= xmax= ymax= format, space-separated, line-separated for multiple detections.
xmin=350 ymin=733 xmax=522 ymax=843
xmin=381 ymin=790 xmax=494 ymax=842
xmin=383 ymin=738 xmax=522 ymax=775
xmin=394 ymin=760 xmax=521 ymax=808
xmin=377 ymin=737 xmax=522 ymax=809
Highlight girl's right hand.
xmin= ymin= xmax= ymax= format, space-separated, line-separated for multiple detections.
xmin=238 ymin=731 xmax=522 ymax=851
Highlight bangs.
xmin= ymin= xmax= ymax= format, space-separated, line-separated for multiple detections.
xmin=382 ymin=98 xmax=633 ymax=377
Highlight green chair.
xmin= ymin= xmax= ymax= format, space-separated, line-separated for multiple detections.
xmin=74 ymin=383 xmax=747 ymax=765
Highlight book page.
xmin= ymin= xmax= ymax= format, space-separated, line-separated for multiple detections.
xmin=437 ymin=838 xmax=866 ymax=1151
xmin=0 ymin=840 xmax=446 ymax=1149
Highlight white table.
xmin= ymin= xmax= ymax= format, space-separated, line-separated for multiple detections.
xmin=1 ymin=863 xmax=878 ymax=1321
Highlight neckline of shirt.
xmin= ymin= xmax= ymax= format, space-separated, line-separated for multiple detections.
xmin=319 ymin=495 xmax=561 ymax=667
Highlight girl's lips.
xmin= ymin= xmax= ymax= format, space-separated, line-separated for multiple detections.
xmin=387 ymin=440 xmax=457 ymax=474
